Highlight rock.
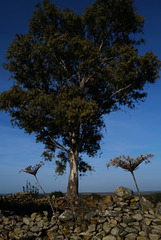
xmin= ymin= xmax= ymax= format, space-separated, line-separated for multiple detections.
xmin=30 ymin=212 xmax=37 ymax=220
xmin=100 ymin=210 xmax=120 ymax=217
xmin=84 ymin=211 xmax=95 ymax=220
xmin=125 ymin=227 xmax=138 ymax=233
xmin=43 ymin=211 xmax=48 ymax=216
xmin=114 ymin=186 xmax=133 ymax=199
xmin=132 ymin=213 xmax=143 ymax=221
xmin=111 ymin=226 xmax=119 ymax=235
xmin=30 ymin=225 xmax=39 ymax=232
xmin=120 ymin=222 xmax=127 ymax=228
xmin=125 ymin=233 xmax=138 ymax=239
xmin=137 ymin=237 xmax=146 ymax=240
xmin=59 ymin=210 xmax=74 ymax=221
xmin=1 ymin=187 xmax=161 ymax=239
xmin=123 ymin=215 xmax=134 ymax=223
xmin=23 ymin=217 xmax=30 ymax=225
xmin=103 ymin=222 xmax=111 ymax=233
xmin=104 ymin=195 xmax=113 ymax=204
xmin=102 ymin=236 xmax=116 ymax=240
xmin=141 ymin=197 xmax=154 ymax=209
xmin=87 ymin=223 xmax=96 ymax=232
xmin=95 ymin=230 xmax=106 ymax=238
xmin=149 ymin=233 xmax=160 ymax=240
xmin=156 ymin=202 xmax=161 ymax=216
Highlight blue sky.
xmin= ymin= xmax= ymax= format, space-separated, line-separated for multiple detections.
xmin=0 ymin=0 xmax=161 ymax=194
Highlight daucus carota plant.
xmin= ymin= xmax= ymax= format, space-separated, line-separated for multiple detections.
xmin=20 ymin=162 xmax=55 ymax=214
xmin=106 ymin=153 xmax=154 ymax=240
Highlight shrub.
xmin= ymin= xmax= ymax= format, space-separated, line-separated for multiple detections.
xmin=144 ymin=193 xmax=161 ymax=207
xmin=89 ymin=193 xmax=102 ymax=201
xmin=50 ymin=191 xmax=64 ymax=199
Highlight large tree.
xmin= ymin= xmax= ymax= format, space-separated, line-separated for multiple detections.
xmin=0 ymin=0 xmax=160 ymax=197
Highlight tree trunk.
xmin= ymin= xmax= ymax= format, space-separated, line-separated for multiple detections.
xmin=66 ymin=149 xmax=79 ymax=198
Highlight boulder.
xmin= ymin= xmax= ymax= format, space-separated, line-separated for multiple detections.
xmin=59 ymin=210 xmax=74 ymax=221
xmin=114 ymin=186 xmax=133 ymax=199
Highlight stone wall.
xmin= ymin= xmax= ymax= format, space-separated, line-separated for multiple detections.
xmin=0 ymin=186 xmax=161 ymax=240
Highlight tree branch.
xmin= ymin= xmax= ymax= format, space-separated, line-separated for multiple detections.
xmin=110 ymin=84 xmax=132 ymax=98
xmin=48 ymin=136 xmax=69 ymax=153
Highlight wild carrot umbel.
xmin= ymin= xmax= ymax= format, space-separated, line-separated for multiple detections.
xmin=20 ymin=162 xmax=55 ymax=214
xmin=106 ymin=153 xmax=154 ymax=240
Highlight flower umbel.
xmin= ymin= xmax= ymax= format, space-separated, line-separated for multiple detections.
xmin=106 ymin=153 xmax=153 ymax=172
xmin=20 ymin=161 xmax=44 ymax=176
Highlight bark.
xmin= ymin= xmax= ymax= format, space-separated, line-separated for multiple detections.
xmin=66 ymin=149 xmax=79 ymax=198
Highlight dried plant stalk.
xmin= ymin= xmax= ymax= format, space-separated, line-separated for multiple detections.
xmin=20 ymin=162 xmax=55 ymax=214
xmin=106 ymin=153 xmax=154 ymax=240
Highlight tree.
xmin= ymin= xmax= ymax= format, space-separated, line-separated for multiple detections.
xmin=0 ymin=0 xmax=160 ymax=198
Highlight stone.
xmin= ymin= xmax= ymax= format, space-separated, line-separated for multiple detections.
xmin=1 ymin=187 xmax=161 ymax=240
xmin=104 ymin=195 xmax=113 ymax=204
xmin=84 ymin=211 xmax=95 ymax=220
xmin=145 ymin=218 xmax=151 ymax=225
xmin=125 ymin=227 xmax=138 ymax=233
xmin=13 ymin=227 xmax=21 ymax=236
xmin=111 ymin=227 xmax=119 ymax=235
xmin=96 ymin=230 xmax=106 ymax=238
xmin=125 ymin=233 xmax=138 ymax=239
xmin=59 ymin=210 xmax=74 ymax=221
xmin=37 ymin=220 xmax=44 ymax=228
xmin=114 ymin=186 xmax=133 ymax=199
xmin=149 ymin=233 xmax=160 ymax=240
xmin=100 ymin=210 xmax=120 ymax=217
xmin=137 ymin=237 xmax=146 ymax=240
xmin=139 ymin=231 xmax=146 ymax=237
xmin=151 ymin=225 xmax=161 ymax=231
xmin=103 ymin=222 xmax=111 ymax=233
xmin=0 ymin=224 xmax=4 ymax=230
xmin=123 ymin=215 xmax=134 ymax=223
xmin=102 ymin=236 xmax=116 ymax=240
xmin=87 ymin=223 xmax=96 ymax=232
xmin=43 ymin=211 xmax=48 ymax=216
xmin=132 ymin=213 xmax=143 ymax=221
xmin=120 ymin=222 xmax=127 ymax=228
xmin=30 ymin=212 xmax=37 ymax=220
xmin=23 ymin=217 xmax=30 ymax=225
xmin=30 ymin=225 xmax=39 ymax=232
xmin=98 ymin=217 xmax=106 ymax=223
xmin=141 ymin=197 xmax=154 ymax=209
xmin=156 ymin=202 xmax=161 ymax=216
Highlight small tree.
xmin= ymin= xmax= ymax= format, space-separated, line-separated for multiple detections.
xmin=106 ymin=153 xmax=154 ymax=240
xmin=0 ymin=0 xmax=160 ymax=198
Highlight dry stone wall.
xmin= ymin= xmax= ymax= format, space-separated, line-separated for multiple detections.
xmin=0 ymin=186 xmax=161 ymax=240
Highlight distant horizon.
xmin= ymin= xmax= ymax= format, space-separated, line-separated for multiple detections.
xmin=1 ymin=189 xmax=161 ymax=196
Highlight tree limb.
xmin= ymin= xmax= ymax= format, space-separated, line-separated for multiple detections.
xmin=110 ymin=84 xmax=132 ymax=98
xmin=48 ymin=136 xmax=69 ymax=153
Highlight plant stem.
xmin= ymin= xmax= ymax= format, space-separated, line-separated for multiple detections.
xmin=131 ymin=171 xmax=148 ymax=240
xmin=34 ymin=175 xmax=55 ymax=214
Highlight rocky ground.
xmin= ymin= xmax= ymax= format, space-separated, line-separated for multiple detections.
xmin=0 ymin=186 xmax=161 ymax=239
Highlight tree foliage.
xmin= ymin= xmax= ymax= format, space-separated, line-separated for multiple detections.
xmin=0 ymin=0 xmax=160 ymax=196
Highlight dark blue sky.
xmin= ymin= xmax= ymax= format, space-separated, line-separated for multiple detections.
xmin=0 ymin=0 xmax=161 ymax=194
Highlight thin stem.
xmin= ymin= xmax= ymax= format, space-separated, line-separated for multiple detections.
xmin=34 ymin=175 xmax=55 ymax=214
xmin=131 ymin=171 xmax=148 ymax=240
